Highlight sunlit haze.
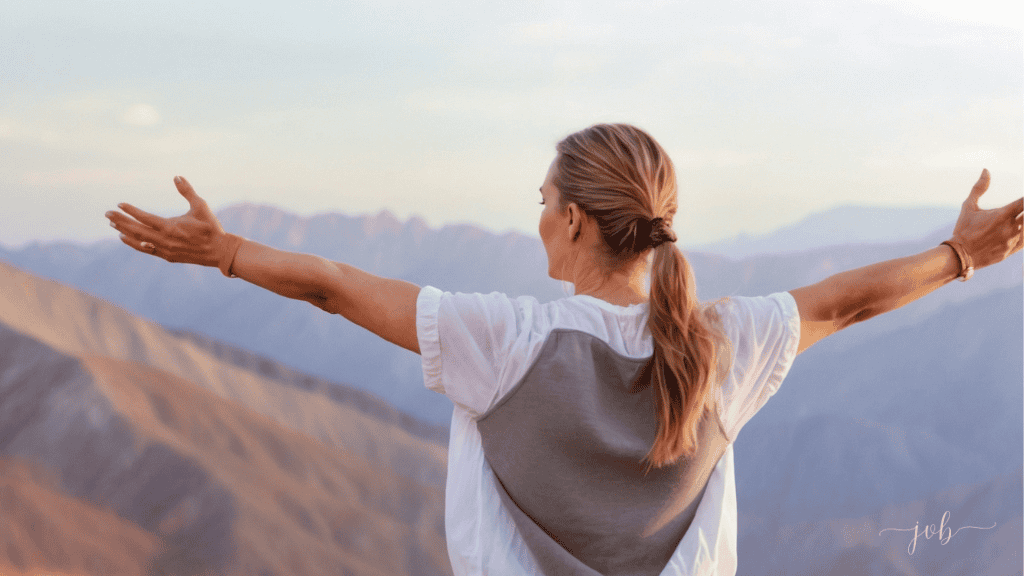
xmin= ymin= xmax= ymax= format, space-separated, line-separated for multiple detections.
xmin=2 ymin=0 xmax=1021 ymax=248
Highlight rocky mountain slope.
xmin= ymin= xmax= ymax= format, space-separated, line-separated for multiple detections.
xmin=0 ymin=261 xmax=450 ymax=576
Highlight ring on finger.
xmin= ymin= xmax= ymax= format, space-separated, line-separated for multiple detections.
xmin=140 ymin=241 xmax=156 ymax=252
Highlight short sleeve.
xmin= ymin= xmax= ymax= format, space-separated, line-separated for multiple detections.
xmin=416 ymin=286 xmax=537 ymax=417
xmin=714 ymin=291 xmax=801 ymax=442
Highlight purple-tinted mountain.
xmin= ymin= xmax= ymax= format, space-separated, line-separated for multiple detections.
xmin=2 ymin=204 xmax=1017 ymax=425
xmin=1 ymin=203 xmax=1020 ymax=574
xmin=0 ymin=261 xmax=450 ymax=576
xmin=690 ymin=204 xmax=960 ymax=260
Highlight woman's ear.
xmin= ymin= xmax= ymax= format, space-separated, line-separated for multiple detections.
xmin=566 ymin=202 xmax=583 ymax=242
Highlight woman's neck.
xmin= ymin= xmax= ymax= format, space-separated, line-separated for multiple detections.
xmin=574 ymin=261 xmax=649 ymax=306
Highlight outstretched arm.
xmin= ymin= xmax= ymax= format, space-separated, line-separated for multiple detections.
xmin=105 ymin=176 xmax=421 ymax=354
xmin=789 ymin=169 xmax=1023 ymax=355
xmin=226 ymin=241 xmax=421 ymax=353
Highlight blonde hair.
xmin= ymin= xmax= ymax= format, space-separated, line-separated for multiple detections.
xmin=555 ymin=123 xmax=733 ymax=468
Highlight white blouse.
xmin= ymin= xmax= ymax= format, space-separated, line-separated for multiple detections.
xmin=417 ymin=287 xmax=801 ymax=575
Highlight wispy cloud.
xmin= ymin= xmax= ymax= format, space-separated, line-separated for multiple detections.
xmin=1 ymin=0 xmax=1020 ymax=247
xmin=673 ymin=149 xmax=770 ymax=169
xmin=121 ymin=104 xmax=161 ymax=127
xmin=921 ymin=148 xmax=1003 ymax=170
xmin=22 ymin=168 xmax=141 ymax=187
xmin=513 ymin=20 xmax=616 ymax=45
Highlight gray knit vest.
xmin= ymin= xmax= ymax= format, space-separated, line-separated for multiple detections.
xmin=476 ymin=328 xmax=730 ymax=576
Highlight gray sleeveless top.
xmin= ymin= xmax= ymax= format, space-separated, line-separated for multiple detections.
xmin=476 ymin=328 xmax=730 ymax=576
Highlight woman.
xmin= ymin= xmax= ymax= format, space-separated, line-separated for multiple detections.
xmin=105 ymin=124 xmax=1023 ymax=575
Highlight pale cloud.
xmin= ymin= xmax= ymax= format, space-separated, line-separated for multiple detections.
xmin=863 ymin=0 xmax=1023 ymax=30
xmin=722 ymin=23 xmax=802 ymax=49
xmin=131 ymin=128 xmax=248 ymax=156
xmin=514 ymin=20 xmax=616 ymax=45
xmin=1 ymin=107 xmax=241 ymax=159
xmin=612 ymin=0 xmax=677 ymax=10
xmin=689 ymin=47 xmax=750 ymax=68
xmin=121 ymin=104 xmax=161 ymax=127
xmin=683 ymin=25 xmax=803 ymax=72
xmin=551 ymin=52 xmax=609 ymax=76
xmin=61 ymin=94 xmax=119 ymax=115
xmin=2 ymin=0 xmax=1020 ymax=248
xmin=921 ymin=148 xmax=1003 ymax=170
xmin=404 ymin=90 xmax=527 ymax=116
xmin=672 ymin=149 xmax=770 ymax=168
xmin=2 ymin=92 xmax=172 ymax=152
xmin=22 ymin=168 xmax=141 ymax=187
xmin=843 ymin=33 xmax=895 ymax=67
xmin=862 ymin=97 xmax=1023 ymax=176
xmin=864 ymin=145 xmax=1012 ymax=178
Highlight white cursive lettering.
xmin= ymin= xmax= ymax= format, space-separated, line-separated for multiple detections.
xmin=878 ymin=511 xmax=997 ymax=555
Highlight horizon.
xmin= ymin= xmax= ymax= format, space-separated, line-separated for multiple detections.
xmin=0 ymin=199 xmax=962 ymax=252
xmin=3 ymin=0 xmax=1021 ymax=249
xmin=0 ymin=188 xmax=971 ymax=250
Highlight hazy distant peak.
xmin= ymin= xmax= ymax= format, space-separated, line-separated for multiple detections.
xmin=691 ymin=204 xmax=960 ymax=259
xmin=216 ymin=203 xmax=295 ymax=239
xmin=361 ymin=209 xmax=403 ymax=238
xmin=406 ymin=214 xmax=429 ymax=231
xmin=813 ymin=203 xmax=957 ymax=222
xmin=216 ymin=204 xmax=428 ymax=241
xmin=217 ymin=202 xmax=288 ymax=218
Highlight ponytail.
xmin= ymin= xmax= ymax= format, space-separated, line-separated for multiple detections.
xmin=644 ymin=243 xmax=731 ymax=468
xmin=554 ymin=123 xmax=733 ymax=469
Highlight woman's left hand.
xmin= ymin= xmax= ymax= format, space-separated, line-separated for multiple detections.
xmin=105 ymin=175 xmax=229 ymax=267
xmin=949 ymin=169 xmax=1024 ymax=271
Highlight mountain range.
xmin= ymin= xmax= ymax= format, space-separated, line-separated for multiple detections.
xmin=689 ymin=204 xmax=962 ymax=260
xmin=1 ymin=202 xmax=1020 ymax=575
xmin=2 ymin=203 xmax=1013 ymax=423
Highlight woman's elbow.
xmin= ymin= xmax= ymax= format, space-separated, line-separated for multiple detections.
xmin=845 ymin=306 xmax=878 ymax=328
xmin=305 ymin=293 xmax=332 ymax=312
xmin=302 ymin=256 xmax=341 ymax=312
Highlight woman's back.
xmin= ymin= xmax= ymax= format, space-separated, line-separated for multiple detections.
xmin=417 ymin=287 xmax=801 ymax=575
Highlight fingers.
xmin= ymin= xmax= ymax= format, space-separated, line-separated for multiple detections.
xmin=174 ymin=175 xmax=204 ymax=208
xmin=1005 ymin=196 xmax=1023 ymax=220
xmin=116 ymin=202 xmax=166 ymax=231
xmin=107 ymin=211 xmax=161 ymax=245
xmin=117 ymin=232 xmax=160 ymax=257
xmin=1011 ymin=202 xmax=1023 ymax=254
xmin=964 ymin=168 xmax=990 ymax=209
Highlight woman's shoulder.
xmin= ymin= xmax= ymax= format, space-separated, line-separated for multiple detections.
xmin=712 ymin=291 xmax=801 ymax=440
xmin=708 ymin=292 xmax=799 ymax=339
xmin=537 ymin=294 xmax=653 ymax=359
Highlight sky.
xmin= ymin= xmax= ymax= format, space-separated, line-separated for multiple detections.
xmin=1 ymin=0 xmax=1021 ymax=248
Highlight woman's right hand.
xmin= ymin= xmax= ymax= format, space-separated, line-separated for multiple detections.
xmin=106 ymin=175 xmax=231 ymax=268
xmin=949 ymin=169 xmax=1024 ymax=272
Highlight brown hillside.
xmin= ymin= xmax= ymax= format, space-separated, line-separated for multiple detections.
xmin=0 ymin=457 xmax=159 ymax=576
xmin=0 ymin=261 xmax=447 ymax=486
xmin=0 ymin=261 xmax=452 ymax=576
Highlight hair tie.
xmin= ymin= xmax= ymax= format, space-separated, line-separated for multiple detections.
xmin=618 ymin=216 xmax=677 ymax=252
xmin=649 ymin=217 xmax=677 ymax=247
